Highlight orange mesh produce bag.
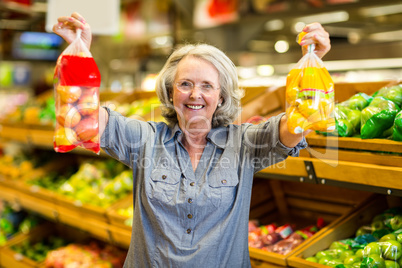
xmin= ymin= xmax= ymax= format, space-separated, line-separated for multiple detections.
xmin=286 ymin=32 xmax=335 ymax=134
xmin=53 ymin=29 xmax=101 ymax=154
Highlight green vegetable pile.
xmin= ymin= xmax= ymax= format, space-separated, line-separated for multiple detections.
xmin=11 ymin=236 xmax=68 ymax=262
xmin=0 ymin=202 xmax=41 ymax=246
xmin=305 ymin=207 xmax=402 ymax=268
xmin=319 ymin=84 xmax=402 ymax=141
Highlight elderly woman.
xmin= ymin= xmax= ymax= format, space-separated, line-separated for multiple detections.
xmin=54 ymin=13 xmax=331 ymax=268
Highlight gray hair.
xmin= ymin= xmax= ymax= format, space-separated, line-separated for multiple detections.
xmin=155 ymin=44 xmax=243 ymax=128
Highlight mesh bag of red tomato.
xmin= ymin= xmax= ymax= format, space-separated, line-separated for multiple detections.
xmin=53 ymin=29 xmax=101 ymax=154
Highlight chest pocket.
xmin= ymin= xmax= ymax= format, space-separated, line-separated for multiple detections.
xmin=207 ymin=169 xmax=239 ymax=208
xmin=148 ymin=168 xmax=181 ymax=204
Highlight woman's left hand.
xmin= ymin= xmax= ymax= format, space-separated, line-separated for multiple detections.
xmin=299 ymin=22 xmax=331 ymax=59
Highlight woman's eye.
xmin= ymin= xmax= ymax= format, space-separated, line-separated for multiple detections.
xmin=181 ymin=81 xmax=192 ymax=87
xmin=202 ymin=84 xmax=213 ymax=90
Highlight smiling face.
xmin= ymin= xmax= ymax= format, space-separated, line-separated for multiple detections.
xmin=172 ymin=56 xmax=222 ymax=131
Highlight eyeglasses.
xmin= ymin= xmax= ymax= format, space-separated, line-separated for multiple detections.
xmin=175 ymin=80 xmax=220 ymax=94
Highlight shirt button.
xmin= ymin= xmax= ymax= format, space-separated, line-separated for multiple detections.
xmin=162 ymin=175 xmax=167 ymax=180
xmin=186 ymin=228 xmax=192 ymax=234
xmin=221 ymin=179 xmax=227 ymax=184
xmin=187 ymin=214 xmax=193 ymax=219
xmin=188 ymin=198 xmax=193 ymax=203
xmin=190 ymin=182 xmax=195 ymax=186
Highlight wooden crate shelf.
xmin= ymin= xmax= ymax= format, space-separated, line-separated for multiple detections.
xmin=287 ymin=195 xmax=401 ymax=268
xmin=247 ymin=178 xmax=373 ymax=267
xmin=306 ymin=133 xmax=402 ymax=154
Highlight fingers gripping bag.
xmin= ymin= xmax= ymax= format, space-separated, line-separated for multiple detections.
xmin=53 ymin=29 xmax=101 ymax=154
xmin=286 ymin=32 xmax=335 ymax=134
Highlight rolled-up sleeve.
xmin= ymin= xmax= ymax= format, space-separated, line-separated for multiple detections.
xmin=242 ymin=112 xmax=307 ymax=173
xmin=101 ymin=107 xmax=155 ymax=168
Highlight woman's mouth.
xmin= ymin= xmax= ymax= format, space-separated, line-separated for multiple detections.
xmin=186 ymin=105 xmax=204 ymax=110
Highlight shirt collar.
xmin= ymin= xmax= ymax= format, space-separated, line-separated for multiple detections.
xmin=163 ymin=124 xmax=182 ymax=144
xmin=163 ymin=124 xmax=227 ymax=149
xmin=206 ymin=126 xmax=227 ymax=149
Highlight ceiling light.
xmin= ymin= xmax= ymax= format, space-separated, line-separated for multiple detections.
xmin=347 ymin=32 xmax=361 ymax=44
xmin=142 ymin=74 xmax=157 ymax=91
xmin=324 ymin=58 xmax=402 ymax=71
xmin=274 ymin=40 xmax=289 ymax=53
xmin=359 ymin=4 xmax=402 ymax=17
xmin=257 ymin=65 xmax=274 ymax=76
xmin=323 ymin=25 xmax=362 ymax=37
xmin=237 ymin=67 xmax=256 ymax=79
xmin=369 ymin=30 xmax=402 ymax=42
xmin=294 ymin=11 xmax=349 ymax=25
xmin=293 ymin=22 xmax=306 ymax=34
xmin=150 ymin=36 xmax=173 ymax=49
xmin=264 ymin=20 xmax=284 ymax=31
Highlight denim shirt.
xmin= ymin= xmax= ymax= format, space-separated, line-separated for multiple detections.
xmin=101 ymin=108 xmax=307 ymax=268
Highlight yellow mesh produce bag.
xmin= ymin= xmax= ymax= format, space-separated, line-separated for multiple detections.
xmin=286 ymin=32 xmax=335 ymax=134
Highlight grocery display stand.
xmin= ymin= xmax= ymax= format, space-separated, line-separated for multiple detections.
xmin=248 ymin=179 xmax=373 ymax=267
xmin=254 ymin=81 xmax=402 ymax=196
xmin=0 ymin=81 xmax=401 ymax=267
xmin=287 ymin=195 xmax=402 ymax=268
xmin=247 ymin=81 xmax=402 ymax=267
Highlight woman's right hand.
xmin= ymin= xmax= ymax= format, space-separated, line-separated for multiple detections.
xmin=52 ymin=12 xmax=92 ymax=50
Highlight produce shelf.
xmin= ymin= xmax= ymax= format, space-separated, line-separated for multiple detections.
xmin=247 ymin=179 xmax=373 ymax=267
xmin=0 ymin=177 xmax=126 ymax=247
xmin=106 ymin=195 xmax=133 ymax=231
xmin=108 ymin=224 xmax=131 ymax=248
xmin=0 ymin=183 xmax=20 ymax=204
xmin=258 ymin=150 xmax=402 ymax=196
xmin=0 ymin=124 xmax=30 ymax=144
xmin=1 ymin=82 xmax=401 ymax=267
xmin=17 ymin=190 xmax=59 ymax=221
xmin=0 ymin=222 xmax=102 ymax=268
xmin=287 ymin=195 xmax=400 ymax=268
xmin=306 ymin=133 xmax=402 ymax=154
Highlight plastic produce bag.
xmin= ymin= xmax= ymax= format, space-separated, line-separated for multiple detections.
xmin=286 ymin=33 xmax=335 ymax=134
xmin=331 ymin=104 xmax=361 ymax=137
xmin=393 ymin=110 xmax=402 ymax=141
xmin=318 ymin=93 xmax=370 ymax=137
xmin=343 ymin=92 xmax=372 ymax=111
xmin=360 ymin=240 xmax=402 ymax=268
xmin=360 ymin=96 xmax=400 ymax=139
xmin=373 ymin=84 xmax=402 ymax=107
xmin=53 ymin=29 xmax=101 ymax=154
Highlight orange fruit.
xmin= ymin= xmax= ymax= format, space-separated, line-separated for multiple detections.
xmin=309 ymin=117 xmax=336 ymax=132
xmin=298 ymin=98 xmax=334 ymax=122
xmin=57 ymin=86 xmax=82 ymax=104
xmin=286 ymin=69 xmax=302 ymax=104
xmin=287 ymin=106 xmax=309 ymax=134
xmin=297 ymin=31 xmax=307 ymax=45
xmin=54 ymin=127 xmax=78 ymax=146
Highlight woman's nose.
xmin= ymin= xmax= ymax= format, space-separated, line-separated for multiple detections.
xmin=189 ymin=86 xmax=202 ymax=99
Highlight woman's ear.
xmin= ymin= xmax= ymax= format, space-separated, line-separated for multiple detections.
xmin=169 ymin=90 xmax=173 ymax=102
